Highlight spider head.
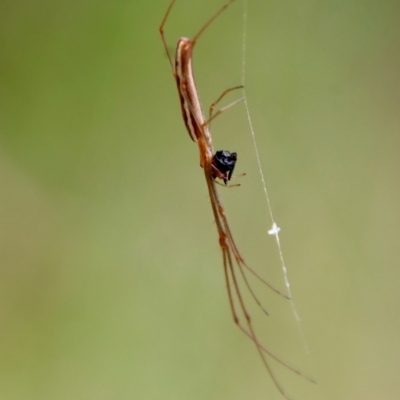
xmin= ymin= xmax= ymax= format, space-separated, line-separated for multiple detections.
xmin=212 ymin=150 xmax=237 ymax=184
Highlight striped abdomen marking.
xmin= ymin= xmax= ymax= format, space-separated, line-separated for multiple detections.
xmin=175 ymin=38 xmax=206 ymax=142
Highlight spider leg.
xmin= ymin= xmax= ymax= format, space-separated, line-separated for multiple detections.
xmin=223 ymin=241 xmax=294 ymax=400
xmin=159 ymin=0 xmax=177 ymax=74
xmin=217 ymin=195 xmax=292 ymax=299
xmin=215 ymin=179 xmax=241 ymax=188
xmin=212 ymin=168 xmax=318 ymax=392
xmin=206 ymin=174 xmax=293 ymax=399
xmin=208 ymin=85 xmax=244 ymax=129
xmin=202 ymin=97 xmax=245 ymax=129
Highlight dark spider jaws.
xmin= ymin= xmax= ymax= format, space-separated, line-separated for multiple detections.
xmin=212 ymin=150 xmax=237 ymax=184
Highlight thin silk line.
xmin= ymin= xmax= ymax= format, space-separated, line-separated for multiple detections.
xmin=240 ymin=0 xmax=310 ymax=356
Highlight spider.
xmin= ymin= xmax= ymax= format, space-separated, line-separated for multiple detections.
xmin=159 ymin=1 xmax=315 ymax=398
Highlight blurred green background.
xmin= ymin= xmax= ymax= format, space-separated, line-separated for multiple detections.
xmin=1 ymin=0 xmax=399 ymax=399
